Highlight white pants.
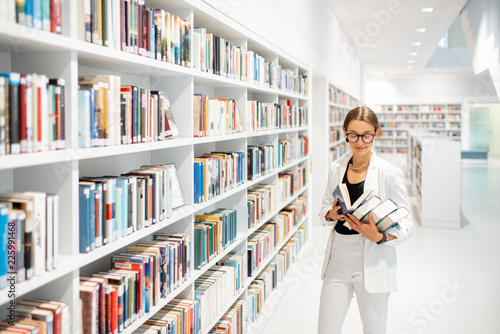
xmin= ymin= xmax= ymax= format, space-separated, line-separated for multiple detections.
xmin=318 ymin=232 xmax=389 ymax=334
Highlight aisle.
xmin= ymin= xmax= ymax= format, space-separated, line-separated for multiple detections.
xmin=262 ymin=158 xmax=500 ymax=334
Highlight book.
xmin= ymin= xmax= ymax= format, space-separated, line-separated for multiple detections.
xmin=332 ymin=183 xmax=373 ymax=215
xmin=376 ymin=206 xmax=410 ymax=232
xmin=0 ymin=204 xmax=7 ymax=290
xmin=352 ymin=196 xmax=382 ymax=222
xmin=370 ymin=199 xmax=398 ymax=225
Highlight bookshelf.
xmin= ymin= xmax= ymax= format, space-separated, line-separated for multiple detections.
xmin=0 ymin=1 xmax=311 ymax=332
xmin=407 ymin=131 xmax=461 ymax=229
xmin=312 ymin=78 xmax=359 ymax=224
xmin=373 ymin=104 xmax=462 ymax=155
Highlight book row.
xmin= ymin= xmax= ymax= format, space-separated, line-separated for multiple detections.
xmin=329 ymin=127 xmax=342 ymax=145
xmin=78 ymin=74 xmax=179 ymax=148
xmin=79 ymin=232 xmax=190 ymax=333
xmin=330 ymin=143 xmax=349 ymax=163
xmin=79 ymin=0 xmax=191 ymax=67
xmin=395 ymin=105 xmax=461 ymax=112
xmin=328 ymin=86 xmax=359 ymax=108
xmin=246 ymin=227 xmax=305 ymax=326
xmin=193 ymin=152 xmax=246 ymax=204
xmin=329 ymin=106 xmax=348 ymax=124
xmin=0 ymin=73 xmax=66 ymax=155
xmin=195 ymin=252 xmax=245 ymax=332
xmin=247 ymin=196 xmax=307 ymax=277
xmin=79 ymin=163 xmax=185 ymax=254
xmin=207 ymin=299 xmax=245 ymax=334
xmin=0 ymin=297 xmax=70 ymax=333
xmin=247 ymin=100 xmax=308 ymax=132
xmin=0 ymin=191 xmax=59 ymax=287
xmin=247 ymin=184 xmax=277 ymax=230
xmin=192 ymin=27 xmax=308 ymax=96
xmin=277 ymin=165 xmax=308 ymax=204
xmin=0 ymin=0 xmax=63 ymax=34
xmin=194 ymin=209 xmax=238 ymax=270
xmin=247 ymin=136 xmax=308 ymax=182
xmin=193 ymin=94 xmax=243 ymax=138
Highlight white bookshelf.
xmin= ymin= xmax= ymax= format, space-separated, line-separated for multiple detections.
xmin=373 ymin=104 xmax=462 ymax=155
xmin=0 ymin=1 xmax=312 ymax=332
xmin=312 ymin=78 xmax=359 ymax=224
xmin=407 ymin=131 xmax=461 ymax=229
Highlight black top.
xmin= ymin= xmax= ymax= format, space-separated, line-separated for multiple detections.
xmin=334 ymin=163 xmax=365 ymax=235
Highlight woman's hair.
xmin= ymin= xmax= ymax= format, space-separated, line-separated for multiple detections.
xmin=343 ymin=106 xmax=380 ymax=134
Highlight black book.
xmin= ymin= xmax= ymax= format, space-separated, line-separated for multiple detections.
xmin=0 ymin=73 xmax=21 ymax=154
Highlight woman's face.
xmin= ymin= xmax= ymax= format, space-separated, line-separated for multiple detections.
xmin=345 ymin=120 xmax=379 ymax=156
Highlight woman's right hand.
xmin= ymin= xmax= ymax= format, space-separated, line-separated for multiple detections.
xmin=325 ymin=198 xmax=346 ymax=222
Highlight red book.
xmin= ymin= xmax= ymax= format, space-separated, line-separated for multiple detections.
xmin=137 ymin=0 xmax=143 ymax=55
xmin=80 ymin=276 xmax=106 ymax=334
xmin=109 ymin=285 xmax=118 ymax=334
xmin=50 ymin=0 xmax=62 ymax=34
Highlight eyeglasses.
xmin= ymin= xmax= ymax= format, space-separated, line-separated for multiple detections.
xmin=345 ymin=133 xmax=375 ymax=143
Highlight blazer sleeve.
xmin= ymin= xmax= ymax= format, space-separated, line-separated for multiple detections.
xmin=318 ymin=162 xmax=337 ymax=226
xmin=382 ymin=167 xmax=414 ymax=247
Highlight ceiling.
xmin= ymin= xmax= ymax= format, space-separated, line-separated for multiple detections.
xmin=325 ymin=0 xmax=470 ymax=73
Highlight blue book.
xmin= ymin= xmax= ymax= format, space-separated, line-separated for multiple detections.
xmin=78 ymin=183 xmax=92 ymax=253
xmin=78 ymin=90 xmax=91 ymax=148
xmin=32 ymin=0 xmax=41 ymax=30
xmin=332 ymin=183 xmax=373 ymax=215
xmin=41 ymin=0 xmax=50 ymax=31
xmin=25 ymin=0 xmax=34 ymax=28
xmin=0 ymin=204 xmax=8 ymax=290
xmin=88 ymin=184 xmax=96 ymax=252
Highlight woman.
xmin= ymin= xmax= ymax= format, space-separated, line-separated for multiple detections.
xmin=318 ymin=106 xmax=414 ymax=334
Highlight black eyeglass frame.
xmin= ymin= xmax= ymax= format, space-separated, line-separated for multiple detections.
xmin=345 ymin=133 xmax=376 ymax=144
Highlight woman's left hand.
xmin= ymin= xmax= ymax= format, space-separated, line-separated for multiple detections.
xmin=344 ymin=213 xmax=383 ymax=243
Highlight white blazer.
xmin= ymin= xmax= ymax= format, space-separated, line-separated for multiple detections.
xmin=318 ymin=151 xmax=414 ymax=293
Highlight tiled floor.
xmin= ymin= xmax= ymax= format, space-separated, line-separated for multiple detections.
xmin=261 ymin=158 xmax=500 ymax=334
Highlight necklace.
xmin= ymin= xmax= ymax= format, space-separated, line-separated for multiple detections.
xmin=349 ymin=162 xmax=369 ymax=173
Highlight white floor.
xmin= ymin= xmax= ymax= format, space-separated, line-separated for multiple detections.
xmin=260 ymin=158 xmax=500 ymax=334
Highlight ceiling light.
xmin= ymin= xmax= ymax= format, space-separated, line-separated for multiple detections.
xmin=417 ymin=28 xmax=426 ymax=33
xmin=406 ymin=66 xmax=412 ymax=69
xmin=422 ymin=7 xmax=434 ymax=12
xmin=409 ymin=52 xmax=418 ymax=56
xmin=413 ymin=42 xmax=422 ymax=46
xmin=407 ymin=60 xmax=415 ymax=64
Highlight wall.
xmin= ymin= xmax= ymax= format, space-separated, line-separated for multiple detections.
xmin=202 ymin=0 xmax=363 ymax=98
xmin=487 ymin=103 xmax=500 ymax=157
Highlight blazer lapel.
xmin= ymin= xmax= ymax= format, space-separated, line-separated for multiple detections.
xmin=365 ymin=150 xmax=378 ymax=190
xmin=338 ymin=152 xmax=353 ymax=185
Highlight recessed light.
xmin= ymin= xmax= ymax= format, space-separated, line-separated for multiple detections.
xmin=417 ymin=28 xmax=426 ymax=33
xmin=406 ymin=66 xmax=412 ymax=69
xmin=422 ymin=7 xmax=434 ymax=12
xmin=413 ymin=42 xmax=422 ymax=46
xmin=407 ymin=60 xmax=415 ymax=64
xmin=409 ymin=52 xmax=418 ymax=56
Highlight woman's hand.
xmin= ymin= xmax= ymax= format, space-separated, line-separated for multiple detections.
xmin=344 ymin=212 xmax=384 ymax=243
xmin=325 ymin=198 xmax=346 ymax=222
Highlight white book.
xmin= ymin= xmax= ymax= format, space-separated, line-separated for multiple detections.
xmin=377 ymin=206 xmax=410 ymax=232
xmin=45 ymin=194 xmax=53 ymax=271
xmin=371 ymin=199 xmax=398 ymax=225
xmin=355 ymin=196 xmax=382 ymax=223
xmin=50 ymin=194 xmax=59 ymax=269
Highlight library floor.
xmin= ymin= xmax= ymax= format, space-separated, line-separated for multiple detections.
xmin=259 ymin=158 xmax=500 ymax=334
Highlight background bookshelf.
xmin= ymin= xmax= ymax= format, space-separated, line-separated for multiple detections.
xmin=0 ymin=1 xmax=312 ymax=332
xmin=312 ymin=78 xmax=360 ymax=225
xmin=407 ymin=130 xmax=461 ymax=229
xmin=373 ymin=104 xmax=462 ymax=155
